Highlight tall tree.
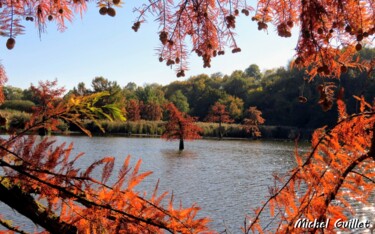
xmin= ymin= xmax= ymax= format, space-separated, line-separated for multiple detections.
xmin=126 ymin=99 xmax=141 ymax=121
xmin=89 ymin=77 xmax=125 ymax=116
xmin=140 ymin=101 xmax=163 ymax=121
xmin=242 ymin=106 xmax=265 ymax=138
xmin=91 ymin=77 xmax=112 ymax=92
xmin=72 ymin=82 xmax=90 ymax=96
xmin=162 ymin=103 xmax=202 ymax=150
xmin=136 ymin=84 xmax=166 ymax=105
xmin=223 ymin=75 xmax=251 ymax=101
xmin=218 ymin=95 xmax=244 ymax=121
xmin=205 ymin=102 xmax=234 ymax=139
xmin=3 ymin=86 xmax=24 ymax=100
xmin=169 ymin=90 xmax=190 ymax=113
xmin=245 ymin=64 xmax=262 ymax=80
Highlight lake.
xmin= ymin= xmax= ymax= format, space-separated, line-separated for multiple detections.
xmin=1 ymin=136 xmax=374 ymax=233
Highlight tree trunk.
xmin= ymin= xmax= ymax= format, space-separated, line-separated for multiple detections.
xmin=219 ymin=121 xmax=223 ymax=139
xmin=0 ymin=180 xmax=77 ymax=234
xmin=179 ymin=138 xmax=184 ymax=151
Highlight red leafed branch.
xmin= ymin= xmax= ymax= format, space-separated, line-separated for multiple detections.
xmin=0 ymin=81 xmax=212 ymax=233
xmin=0 ymin=0 xmax=371 ymax=77
xmin=244 ymin=97 xmax=375 ymax=233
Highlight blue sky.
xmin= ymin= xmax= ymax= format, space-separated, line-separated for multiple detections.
xmin=1 ymin=2 xmax=299 ymax=91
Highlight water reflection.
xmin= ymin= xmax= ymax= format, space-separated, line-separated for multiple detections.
xmin=161 ymin=149 xmax=198 ymax=158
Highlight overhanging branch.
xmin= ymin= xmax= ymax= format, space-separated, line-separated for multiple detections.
xmin=0 ymin=179 xmax=77 ymax=234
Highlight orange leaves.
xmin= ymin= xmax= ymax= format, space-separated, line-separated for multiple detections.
xmin=162 ymin=103 xmax=202 ymax=145
xmin=242 ymin=106 xmax=265 ymax=138
xmin=0 ymin=82 xmax=211 ymax=233
xmin=246 ymin=97 xmax=375 ymax=233
xmin=128 ymin=159 xmax=153 ymax=189
xmin=206 ymin=102 xmax=234 ymax=124
xmin=0 ymin=132 xmax=212 ymax=233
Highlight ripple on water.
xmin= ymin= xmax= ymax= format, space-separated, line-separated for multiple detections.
xmin=1 ymin=137 xmax=372 ymax=232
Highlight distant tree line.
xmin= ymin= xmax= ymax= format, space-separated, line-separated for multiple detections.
xmin=2 ymin=49 xmax=374 ymax=132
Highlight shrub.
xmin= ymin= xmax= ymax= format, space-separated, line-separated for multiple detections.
xmin=0 ymin=100 xmax=35 ymax=113
xmin=0 ymin=110 xmax=31 ymax=131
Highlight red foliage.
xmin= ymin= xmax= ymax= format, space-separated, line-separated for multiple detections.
xmin=242 ymin=106 xmax=265 ymax=138
xmin=0 ymin=64 xmax=7 ymax=104
xmin=126 ymin=99 xmax=141 ymax=121
xmin=206 ymin=102 xmax=234 ymax=124
xmin=140 ymin=101 xmax=163 ymax=121
xmin=162 ymin=103 xmax=202 ymax=150
xmin=245 ymin=97 xmax=375 ymax=233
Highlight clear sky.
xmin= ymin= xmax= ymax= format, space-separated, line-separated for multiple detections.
xmin=1 ymin=2 xmax=299 ymax=91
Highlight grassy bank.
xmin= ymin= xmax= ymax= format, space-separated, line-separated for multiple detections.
xmin=81 ymin=120 xmax=313 ymax=140
xmin=0 ymin=110 xmax=313 ymax=140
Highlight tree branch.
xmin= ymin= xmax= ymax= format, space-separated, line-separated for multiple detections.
xmin=0 ymin=159 xmax=175 ymax=233
xmin=0 ymin=179 xmax=77 ymax=234
xmin=313 ymin=122 xmax=375 ymax=232
xmin=0 ymin=217 xmax=29 ymax=234
xmin=351 ymin=170 xmax=375 ymax=184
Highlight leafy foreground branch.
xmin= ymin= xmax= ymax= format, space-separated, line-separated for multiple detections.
xmin=0 ymin=81 xmax=211 ymax=233
xmin=246 ymin=97 xmax=375 ymax=233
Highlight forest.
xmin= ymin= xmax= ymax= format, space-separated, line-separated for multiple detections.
xmin=1 ymin=48 xmax=374 ymax=139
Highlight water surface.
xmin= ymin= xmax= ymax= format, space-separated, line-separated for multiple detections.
xmin=1 ymin=136 xmax=373 ymax=233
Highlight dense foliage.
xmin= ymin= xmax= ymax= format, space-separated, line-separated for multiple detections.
xmin=162 ymin=103 xmax=202 ymax=150
xmin=3 ymin=50 xmax=374 ymax=132
xmin=246 ymin=97 xmax=375 ymax=233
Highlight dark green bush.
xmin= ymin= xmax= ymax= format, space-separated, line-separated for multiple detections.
xmin=0 ymin=110 xmax=31 ymax=130
xmin=0 ymin=100 xmax=35 ymax=113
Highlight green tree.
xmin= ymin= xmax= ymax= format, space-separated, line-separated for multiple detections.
xmin=136 ymin=84 xmax=165 ymax=105
xmin=91 ymin=76 xmax=112 ymax=92
xmin=72 ymin=82 xmax=90 ymax=96
xmin=89 ymin=77 xmax=124 ymax=114
xmin=245 ymin=64 xmax=262 ymax=80
xmin=3 ymin=86 xmax=24 ymax=100
xmin=125 ymin=82 xmax=137 ymax=91
xmin=190 ymin=87 xmax=224 ymax=120
xmin=223 ymin=75 xmax=250 ymax=101
xmin=169 ymin=90 xmax=190 ymax=113
xmin=122 ymin=82 xmax=138 ymax=100
xmin=218 ymin=95 xmax=244 ymax=121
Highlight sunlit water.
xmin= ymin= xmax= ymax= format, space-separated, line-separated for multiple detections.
xmin=0 ymin=136 xmax=374 ymax=233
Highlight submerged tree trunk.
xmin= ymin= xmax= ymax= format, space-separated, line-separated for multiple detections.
xmin=219 ymin=121 xmax=223 ymax=139
xmin=179 ymin=138 xmax=184 ymax=151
